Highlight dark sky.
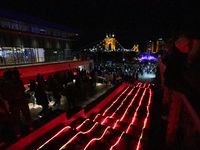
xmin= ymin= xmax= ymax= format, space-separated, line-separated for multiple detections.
xmin=0 ymin=0 xmax=200 ymax=52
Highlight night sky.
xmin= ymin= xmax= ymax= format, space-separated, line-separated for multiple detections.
xmin=0 ymin=0 xmax=200 ymax=52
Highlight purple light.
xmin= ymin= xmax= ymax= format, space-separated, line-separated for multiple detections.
xmin=139 ymin=55 xmax=157 ymax=61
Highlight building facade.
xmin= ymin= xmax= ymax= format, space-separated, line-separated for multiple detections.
xmin=146 ymin=40 xmax=154 ymax=53
xmin=0 ymin=9 xmax=81 ymax=66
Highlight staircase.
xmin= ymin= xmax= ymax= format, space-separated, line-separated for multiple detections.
xmin=24 ymin=82 xmax=153 ymax=150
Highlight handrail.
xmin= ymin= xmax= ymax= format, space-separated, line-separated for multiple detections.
xmin=181 ymin=94 xmax=200 ymax=130
xmin=158 ymin=58 xmax=200 ymax=149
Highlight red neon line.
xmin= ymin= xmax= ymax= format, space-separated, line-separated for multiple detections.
xmin=138 ymin=82 xmax=142 ymax=87
xmin=126 ymin=88 xmax=147 ymax=133
xmin=109 ymin=132 xmax=124 ymax=150
xmin=76 ymin=119 xmax=90 ymax=130
xmin=119 ymin=87 xmax=141 ymax=121
xmin=110 ymin=88 xmax=135 ymax=118
xmin=113 ymin=119 xmax=119 ymax=129
xmin=37 ymin=126 xmax=71 ymax=149
xmin=136 ymin=89 xmax=152 ymax=150
xmin=93 ymin=113 xmax=101 ymax=122
xmin=135 ymin=82 xmax=139 ymax=87
xmin=143 ymin=83 xmax=146 ymax=88
xmin=102 ymin=86 xmax=130 ymax=116
xmin=59 ymin=122 xmax=98 ymax=150
xmin=101 ymin=116 xmax=109 ymax=125
xmin=83 ymin=126 xmax=110 ymax=150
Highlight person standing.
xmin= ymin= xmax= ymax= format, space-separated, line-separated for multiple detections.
xmin=35 ymin=82 xmax=49 ymax=116
xmin=109 ymin=72 xmax=114 ymax=85
xmin=0 ymin=70 xmax=33 ymax=140
xmin=136 ymin=72 xmax=139 ymax=81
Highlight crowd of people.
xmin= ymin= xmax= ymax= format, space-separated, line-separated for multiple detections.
xmin=0 ymin=65 xmax=98 ymax=146
xmin=95 ymin=61 xmax=157 ymax=84
xmin=1 ymin=21 xmax=200 ymax=148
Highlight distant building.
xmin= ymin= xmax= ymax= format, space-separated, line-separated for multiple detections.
xmin=156 ymin=38 xmax=165 ymax=53
xmin=0 ymin=8 xmax=81 ymax=66
xmin=146 ymin=40 xmax=154 ymax=53
xmin=146 ymin=38 xmax=164 ymax=53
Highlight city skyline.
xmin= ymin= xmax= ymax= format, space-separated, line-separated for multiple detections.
xmin=0 ymin=0 xmax=199 ymax=52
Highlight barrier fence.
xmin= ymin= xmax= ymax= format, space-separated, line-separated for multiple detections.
xmin=159 ymin=59 xmax=200 ymax=149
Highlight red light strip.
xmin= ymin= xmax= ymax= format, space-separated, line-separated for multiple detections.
xmin=138 ymin=82 xmax=142 ymax=87
xmin=135 ymin=82 xmax=140 ymax=87
xmin=83 ymin=126 xmax=110 ymax=150
xmin=59 ymin=122 xmax=98 ymax=150
xmin=143 ymin=83 xmax=146 ymax=88
xmin=102 ymin=86 xmax=131 ymax=116
xmin=136 ymin=89 xmax=152 ymax=150
xmin=109 ymin=132 xmax=125 ymax=150
xmin=101 ymin=116 xmax=109 ymax=125
xmin=93 ymin=113 xmax=101 ymax=122
xmin=119 ymin=87 xmax=141 ymax=121
xmin=38 ymin=118 xmax=92 ymax=149
xmin=113 ymin=119 xmax=119 ymax=129
xmin=147 ymin=83 xmax=150 ymax=88
xmin=37 ymin=126 xmax=71 ymax=149
xmin=136 ymin=82 xmax=140 ymax=87
xmin=126 ymin=88 xmax=147 ymax=133
xmin=110 ymin=88 xmax=135 ymax=118
xmin=109 ymin=88 xmax=149 ymax=150
xmin=76 ymin=118 xmax=90 ymax=130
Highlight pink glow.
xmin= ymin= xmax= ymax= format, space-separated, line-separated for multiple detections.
xmin=126 ymin=88 xmax=147 ymax=133
xmin=113 ymin=120 xmax=120 ymax=129
xmin=136 ymin=89 xmax=152 ymax=150
xmin=37 ymin=126 xmax=71 ymax=149
xmin=120 ymin=87 xmax=141 ymax=121
xmin=102 ymin=86 xmax=130 ymax=116
xmin=83 ymin=126 xmax=110 ymax=150
xmin=37 ymin=83 xmax=153 ymax=150
xmin=59 ymin=122 xmax=98 ymax=150
xmin=76 ymin=119 xmax=90 ymax=130
xmin=110 ymin=88 xmax=135 ymax=118
xmin=143 ymin=83 xmax=146 ymax=88
xmin=101 ymin=116 xmax=109 ymax=125
xmin=110 ymin=132 xmax=124 ymax=150
xmin=93 ymin=114 xmax=101 ymax=122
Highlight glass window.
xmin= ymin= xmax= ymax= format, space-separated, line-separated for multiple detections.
xmin=40 ymin=29 xmax=46 ymax=34
xmin=24 ymin=48 xmax=37 ymax=63
xmin=19 ymin=24 xmax=27 ymax=31
xmin=62 ymin=33 xmax=67 ymax=38
xmin=17 ymin=48 xmax=25 ymax=64
xmin=32 ymin=27 xmax=40 ymax=33
xmin=10 ymin=22 xmax=19 ymax=30
xmin=37 ymin=48 xmax=45 ymax=62
xmin=1 ymin=20 xmax=9 ymax=28
xmin=0 ymin=49 xmax=5 ymax=65
xmin=2 ymin=48 xmax=15 ymax=65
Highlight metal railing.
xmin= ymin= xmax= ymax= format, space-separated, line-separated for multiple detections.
xmin=159 ymin=59 xmax=200 ymax=149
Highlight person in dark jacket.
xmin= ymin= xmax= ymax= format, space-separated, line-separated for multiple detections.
xmin=0 ymin=70 xmax=33 ymax=139
xmin=35 ymin=82 xmax=49 ymax=116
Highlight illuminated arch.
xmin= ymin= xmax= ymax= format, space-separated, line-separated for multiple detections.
xmin=105 ymin=38 xmax=115 ymax=50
